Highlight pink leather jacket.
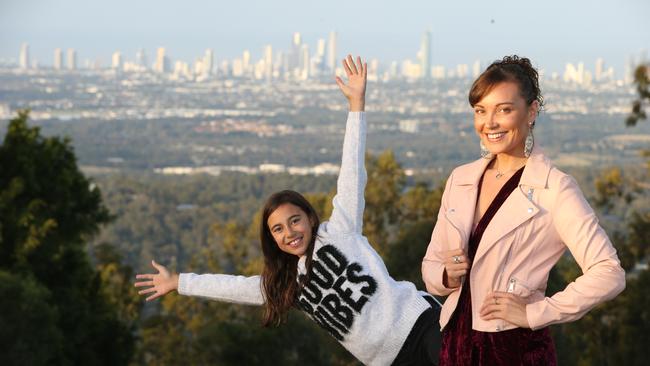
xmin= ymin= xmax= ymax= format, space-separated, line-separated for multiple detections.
xmin=422 ymin=146 xmax=625 ymax=332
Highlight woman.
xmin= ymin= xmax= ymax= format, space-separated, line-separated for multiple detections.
xmin=421 ymin=55 xmax=625 ymax=365
xmin=136 ymin=56 xmax=442 ymax=366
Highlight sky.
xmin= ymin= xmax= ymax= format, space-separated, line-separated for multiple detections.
xmin=1 ymin=0 xmax=648 ymax=76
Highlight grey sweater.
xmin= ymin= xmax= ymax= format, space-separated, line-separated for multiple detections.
xmin=178 ymin=112 xmax=432 ymax=366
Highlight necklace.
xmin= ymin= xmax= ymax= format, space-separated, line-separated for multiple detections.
xmin=494 ymin=160 xmax=526 ymax=179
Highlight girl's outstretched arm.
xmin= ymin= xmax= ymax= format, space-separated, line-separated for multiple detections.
xmin=135 ymin=260 xmax=264 ymax=305
xmin=327 ymin=55 xmax=368 ymax=235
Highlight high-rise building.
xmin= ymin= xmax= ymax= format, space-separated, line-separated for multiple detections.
xmin=264 ymin=45 xmax=273 ymax=81
xmin=53 ymin=48 xmax=63 ymax=70
xmin=203 ymin=49 xmax=214 ymax=76
xmin=456 ymin=63 xmax=469 ymax=78
xmin=564 ymin=62 xmax=585 ymax=84
xmin=112 ymin=51 xmax=123 ymax=70
xmin=300 ymin=44 xmax=310 ymax=79
xmin=472 ymin=60 xmax=482 ymax=78
xmin=316 ymin=39 xmax=326 ymax=59
xmin=19 ymin=43 xmax=30 ymax=69
xmin=136 ymin=48 xmax=148 ymax=69
xmin=243 ymin=50 xmax=251 ymax=75
xmin=67 ymin=48 xmax=77 ymax=70
xmin=594 ymin=57 xmax=612 ymax=82
xmin=419 ymin=31 xmax=431 ymax=79
xmin=327 ymin=31 xmax=337 ymax=72
xmin=154 ymin=47 xmax=169 ymax=73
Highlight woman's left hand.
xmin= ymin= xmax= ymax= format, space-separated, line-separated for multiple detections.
xmin=479 ymin=291 xmax=531 ymax=328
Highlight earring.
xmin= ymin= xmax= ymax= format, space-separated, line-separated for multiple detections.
xmin=524 ymin=124 xmax=534 ymax=158
xmin=480 ymin=140 xmax=493 ymax=159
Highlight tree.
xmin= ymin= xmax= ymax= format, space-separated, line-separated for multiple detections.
xmin=364 ymin=150 xmax=406 ymax=257
xmin=626 ymin=64 xmax=649 ymax=127
xmin=0 ymin=111 xmax=134 ymax=365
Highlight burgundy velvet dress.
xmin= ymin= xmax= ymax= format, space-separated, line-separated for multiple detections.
xmin=438 ymin=167 xmax=557 ymax=366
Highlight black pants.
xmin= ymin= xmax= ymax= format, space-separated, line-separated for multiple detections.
xmin=393 ymin=296 xmax=442 ymax=366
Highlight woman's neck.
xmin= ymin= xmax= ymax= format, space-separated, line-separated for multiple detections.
xmin=493 ymin=152 xmax=528 ymax=173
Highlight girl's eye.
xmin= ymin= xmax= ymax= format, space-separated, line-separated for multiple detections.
xmin=474 ymin=109 xmax=485 ymax=115
xmin=291 ymin=218 xmax=301 ymax=225
xmin=498 ymin=108 xmax=511 ymax=113
xmin=273 ymin=227 xmax=282 ymax=233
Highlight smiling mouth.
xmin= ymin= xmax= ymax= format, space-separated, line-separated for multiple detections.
xmin=287 ymin=237 xmax=302 ymax=247
xmin=486 ymin=132 xmax=507 ymax=142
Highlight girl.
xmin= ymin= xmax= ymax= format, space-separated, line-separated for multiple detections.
xmin=135 ymin=56 xmax=441 ymax=366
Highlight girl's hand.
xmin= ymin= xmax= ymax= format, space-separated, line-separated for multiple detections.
xmin=335 ymin=55 xmax=367 ymax=112
xmin=440 ymin=249 xmax=470 ymax=288
xmin=479 ymin=291 xmax=531 ymax=328
xmin=134 ymin=260 xmax=179 ymax=301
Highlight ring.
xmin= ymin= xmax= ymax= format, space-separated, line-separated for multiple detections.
xmin=452 ymin=255 xmax=461 ymax=264
xmin=494 ymin=297 xmax=498 ymax=305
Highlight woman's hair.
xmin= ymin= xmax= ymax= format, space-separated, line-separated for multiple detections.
xmin=259 ymin=190 xmax=319 ymax=327
xmin=469 ymin=55 xmax=544 ymax=118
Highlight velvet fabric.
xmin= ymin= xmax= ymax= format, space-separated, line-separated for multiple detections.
xmin=438 ymin=167 xmax=557 ymax=366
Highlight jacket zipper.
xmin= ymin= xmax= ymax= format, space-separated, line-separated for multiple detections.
xmin=496 ymin=186 xmax=534 ymax=331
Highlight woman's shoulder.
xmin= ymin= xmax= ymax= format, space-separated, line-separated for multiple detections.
xmin=447 ymin=157 xmax=488 ymax=184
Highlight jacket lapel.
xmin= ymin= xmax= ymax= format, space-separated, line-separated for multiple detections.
xmin=443 ymin=157 xmax=491 ymax=250
xmin=473 ymin=146 xmax=552 ymax=262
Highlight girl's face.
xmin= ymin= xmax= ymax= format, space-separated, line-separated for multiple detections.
xmin=267 ymin=203 xmax=313 ymax=257
xmin=473 ymin=81 xmax=538 ymax=158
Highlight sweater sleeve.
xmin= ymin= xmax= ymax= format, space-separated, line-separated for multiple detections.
xmin=177 ymin=273 xmax=265 ymax=306
xmin=326 ymin=112 xmax=368 ymax=235
xmin=526 ymin=175 xmax=626 ymax=329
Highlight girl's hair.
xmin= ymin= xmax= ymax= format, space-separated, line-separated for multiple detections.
xmin=260 ymin=190 xmax=319 ymax=327
xmin=469 ymin=55 xmax=544 ymax=120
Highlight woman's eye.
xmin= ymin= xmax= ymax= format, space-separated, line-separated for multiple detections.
xmin=498 ymin=108 xmax=511 ymax=113
xmin=291 ymin=218 xmax=300 ymax=225
xmin=474 ymin=109 xmax=485 ymax=115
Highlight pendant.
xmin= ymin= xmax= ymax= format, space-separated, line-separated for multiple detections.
xmin=495 ymin=172 xmax=504 ymax=179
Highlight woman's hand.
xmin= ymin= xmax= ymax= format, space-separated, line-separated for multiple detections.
xmin=440 ymin=249 xmax=470 ymax=288
xmin=479 ymin=291 xmax=530 ymax=328
xmin=134 ymin=260 xmax=179 ymax=301
xmin=335 ymin=55 xmax=367 ymax=112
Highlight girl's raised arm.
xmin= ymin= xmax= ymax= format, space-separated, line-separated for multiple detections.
xmin=327 ymin=56 xmax=368 ymax=235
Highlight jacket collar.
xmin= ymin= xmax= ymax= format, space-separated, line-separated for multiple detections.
xmin=452 ymin=144 xmax=552 ymax=189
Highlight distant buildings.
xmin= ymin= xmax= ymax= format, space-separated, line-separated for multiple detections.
xmin=54 ymin=48 xmax=63 ymax=70
xmin=66 ymin=48 xmax=77 ymax=70
xmin=19 ymin=43 xmax=29 ymax=69
xmin=419 ymin=30 xmax=431 ymax=80
xmin=9 ymin=33 xmax=644 ymax=87
xmin=154 ymin=47 xmax=169 ymax=73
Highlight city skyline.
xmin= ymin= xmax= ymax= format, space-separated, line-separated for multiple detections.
xmin=8 ymin=31 xmax=635 ymax=85
xmin=1 ymin=0 xmax=648 ymax=75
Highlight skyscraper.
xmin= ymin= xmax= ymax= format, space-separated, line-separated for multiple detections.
xmin=327 ymin=31 xmax=337 ymax=72
xmin=136 ymin=48 xmax=148 ymax=69
xmin=67 ymin=48 xmax=77 ymax=70
xmin=203 ymin=49 xmax=214 ymax=76
xmin=112 ymin=51 xmax=123 ymax=70
xmin=301 ymin=44 xmax=310 ymax=79
xmin=419 ymin=30 xmax=431 ymax=79
xmin=19 ymin=43 xmax=30 ymax=69
xmin=154 ymin=47 xmax=169 ymax=73
xmin=264 ymin=45 xmax=273 ymax=82
xmin=54 ymin=48 xmax=63 ymax=70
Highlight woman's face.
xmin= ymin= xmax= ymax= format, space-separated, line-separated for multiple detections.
xmin=267 ymin=203 xmax=313 ymax=257
xmin=473 ymin=81 xmax=538 ymax=158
